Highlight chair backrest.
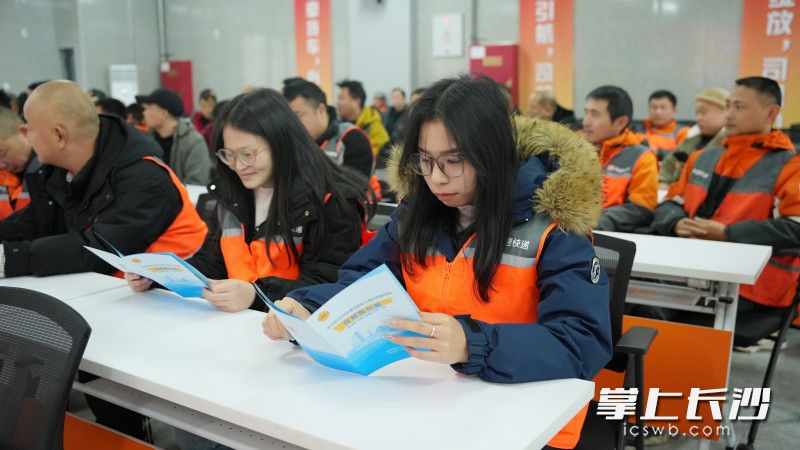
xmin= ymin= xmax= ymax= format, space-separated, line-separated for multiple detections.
xmin=195 ymin=193 xmax=217 ymax=225
xmin=367 ymin=202 xmax=398 ymax=231
xmin=0 ymin=287 xmax=91 ymax=450
xmin=592 ymin=233 xmax=636 ymax=373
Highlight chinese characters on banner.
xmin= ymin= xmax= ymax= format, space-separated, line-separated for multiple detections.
xmin=738 ymin=0 xmax=799 ymax=127
xmin=518 ymin=0 xmax=574 ymax=109
xmin=294 ymin=0 xmax=332 ymax=101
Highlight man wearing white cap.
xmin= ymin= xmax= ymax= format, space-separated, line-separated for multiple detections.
xmin=659 ymin=87 xmax=729 ymax=187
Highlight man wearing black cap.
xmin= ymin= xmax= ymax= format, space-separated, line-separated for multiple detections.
xmin=138 ymin=88 xmax=211 ymax=185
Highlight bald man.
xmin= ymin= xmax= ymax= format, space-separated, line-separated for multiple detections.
xmin=0 ymin=107 xmax=40 ymax=219
xmin=527 ymin=90 xmax=579 ymax=130
xmin=0 ymin=80 xmax=207 ymax=278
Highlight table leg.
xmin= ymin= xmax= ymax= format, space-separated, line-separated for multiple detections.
xmin=719 ymin=282 xmax=739 ymax=449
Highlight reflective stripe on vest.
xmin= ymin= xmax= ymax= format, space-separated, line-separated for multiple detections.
xmin=0 ymin=170 xmax=24 ymax=220
xmin=404 ymin=212 xmax=553 ymax=323
xmin=141 ymin=157 xmax=208 ymax=257
xmin=321 ymin=123 xmax=383 ymax=201
xmin=321 ymin=122 xmax=353 ymax=166
xmin=602 ymin=145 xmax=649 ymax=208
xmin=0 ymin=188 xmax=12 ymax=220
xmin=684 ymin=145 xmax=792 ymax=222
xmin=684 ymin=146 xmax=799 ymax=307
xmin=218 ymin=207 xmax=303 ymax=282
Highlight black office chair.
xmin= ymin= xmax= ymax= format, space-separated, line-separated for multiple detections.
xmin=574 ymin=233 xmax=658 ymax=450
xmin=195 ymin=192 xmax=217 ymax=226
xmin=367 ymin=201 xmax=398 ymax=231
xmin=0 ymin=287 xmax=91 ymax=450
xmin=728 ymin=249 xmax=800 ymax=450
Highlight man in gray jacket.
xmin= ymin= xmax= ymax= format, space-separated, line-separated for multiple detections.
xmin=138 ymin=88 xmax=211 ymax=185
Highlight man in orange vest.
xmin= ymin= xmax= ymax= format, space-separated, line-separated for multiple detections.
xmin=583 ymin=86 xmax=658 ymax=232
xmin=284 ymin=78 xmax=383 ymax=199
xmin=283 ymin=78 xmax=375 ymax=178
xmin=0 ymin=80 xmax=207 ymax=278
xmin=638 ymin=90 xmax=690 ymax=160
xmin=0 ymin=107 xmax=39 ymax=219
xmin=654 ymin=76 xmax=800 ymax=339
xmin=2 ymin=80 xmax=209 ymax=440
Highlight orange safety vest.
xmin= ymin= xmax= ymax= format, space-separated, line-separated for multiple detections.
xmin=402 ymin=213 xmax=588 ymax=449
xmin=140 ymin=157 xmax=208 ymax=256
xmin=0 ymin=170 xmax=29 ymax=220
xmin=681 ymin=144 xmax=799 ymax=307
xmin=218 ymin=205 xmax=304 ymax=282
xmin=643 ymin=119 xmax=688 ymax=160
xmin=219 ymin=190 xmax=376 ymax=282
xmin=600 ymin=130 xmax=655 ymax=210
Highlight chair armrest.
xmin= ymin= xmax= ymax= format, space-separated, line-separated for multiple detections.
xmin=615 ymin=326 xmax=657 ymax=356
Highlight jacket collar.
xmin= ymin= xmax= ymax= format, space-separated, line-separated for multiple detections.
xmin=644 ymin=118 xmax=678 ymax=134
xmin=355 ymin=106 xmax=381 ymax=129
xmin=598 ymin=129 xmax=644 ymax=164
xmin=317 ymin=106 xmax=343 ymax=146
xmin=208 ymin=177 xmax=326 ymax=232
xmin=722 ymin=130 xmax=795 ymax=152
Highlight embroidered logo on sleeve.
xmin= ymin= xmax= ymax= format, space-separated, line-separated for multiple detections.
xmin=591 ymin=257 xmax=601 ymax=284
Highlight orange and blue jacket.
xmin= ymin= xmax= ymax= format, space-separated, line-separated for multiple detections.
xmin=655 ymin=130 xmax=800 ymax=307
xmin=289 ymin=117 xmax=612 ymax=449
xmin=638 ymin=118 xmax=690 ymax=161
xmin=598 ymin=129 xmax=659 ymax=231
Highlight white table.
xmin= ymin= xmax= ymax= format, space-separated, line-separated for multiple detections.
xmin=0 ymin=273 xmax=128 ymax=300
xmin=595 ymin=231 xmax=771 ymax=331
xmin=595 ymin=231 xmax=772 ymax=449
xmin=7 ymin=273 xmax=594 ymax=450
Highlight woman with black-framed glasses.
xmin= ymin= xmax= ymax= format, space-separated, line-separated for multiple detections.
xmin=126 ymin=88 xmax=374 ymax=316
xmin=263 ymin=75 xmax=613 ymax=449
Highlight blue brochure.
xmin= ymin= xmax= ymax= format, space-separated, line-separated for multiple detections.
xmin=84 ymin=243 xmax=209 ymax=299
xmin=256 ymin=265 xmax=423 ymax=376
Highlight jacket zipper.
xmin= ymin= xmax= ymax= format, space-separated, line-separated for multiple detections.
xmin=441 ymin=262 xmax=452 ymax=315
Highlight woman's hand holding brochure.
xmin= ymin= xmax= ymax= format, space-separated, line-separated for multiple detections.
xmin=262 ymin=297 xmax=312 ymax=340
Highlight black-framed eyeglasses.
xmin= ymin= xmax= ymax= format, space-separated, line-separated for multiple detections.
xmin=409 ymin=152 xmax=465 ymax=178
xmin=216 ymin=147 xmax=267 ymax=167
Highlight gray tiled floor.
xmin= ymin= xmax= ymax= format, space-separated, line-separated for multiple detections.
xmin=651 ymin=328 xmax=800 ymax=450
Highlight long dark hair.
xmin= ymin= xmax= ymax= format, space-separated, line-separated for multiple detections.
xmin=211 ymin=88 xmax=372 ymax=263
xmin=398 ymin=75 xmax=517 ymax=301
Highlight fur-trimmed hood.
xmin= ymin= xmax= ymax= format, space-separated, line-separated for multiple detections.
xmin=386 ymin=115 xmax=603 ymax=236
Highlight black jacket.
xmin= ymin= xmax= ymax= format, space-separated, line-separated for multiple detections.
xmin=316 ymin=106 xmax=374 ymax=178
xmin=187 ymin=176 xmax=365 ymax=310
xmin=552 ymin=105 xmax=579 ymax=130
xmin=0 ymin=115 xmax=183 ymax=277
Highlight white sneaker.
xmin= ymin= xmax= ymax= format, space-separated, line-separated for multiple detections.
xmin=734 ymin=338 xmax=788 ymax=353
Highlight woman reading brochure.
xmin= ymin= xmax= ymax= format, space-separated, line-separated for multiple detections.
xmin=262 ymin=76 xmax=612 ymax=449
xmin=127 ymin=89 xmax=373 ymax=313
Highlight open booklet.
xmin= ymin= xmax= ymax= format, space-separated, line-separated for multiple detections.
xmin=83 ymin=233 xmax=209 ymax=298
xmin=257 ymin=264 xmax=423 ymax=376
